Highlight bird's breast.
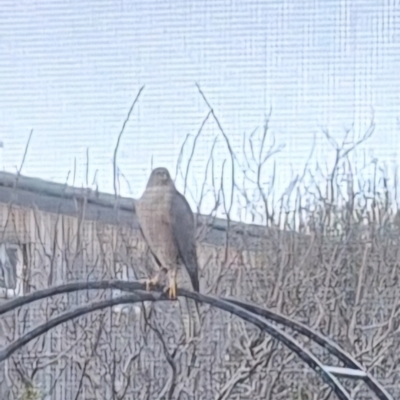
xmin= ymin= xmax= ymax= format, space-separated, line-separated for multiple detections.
xmin=137 ymin=188 xmax=179 ymax=263
xmin=138 ymin=188 xmax=174 ymax=223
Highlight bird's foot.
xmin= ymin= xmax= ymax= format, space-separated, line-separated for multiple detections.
xmin=165 ymin=279 xmax=177 ymax=300
xmin=141 ymin=275 xmax=159 ymax=291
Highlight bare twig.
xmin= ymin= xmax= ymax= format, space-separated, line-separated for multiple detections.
xmin=113 ymin=85 xmax=145 ymax=197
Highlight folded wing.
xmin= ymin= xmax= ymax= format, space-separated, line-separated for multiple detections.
xmin=170 ymin=190 xmax=200 ymax=292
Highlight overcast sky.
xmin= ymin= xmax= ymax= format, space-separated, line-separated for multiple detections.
xmin=0 ymin=0 xmax=399 ymax=221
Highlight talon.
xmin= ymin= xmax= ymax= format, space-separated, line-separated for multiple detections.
xmin=144 ymin=275 xmax=159 ymax=291
xmin=167 ymin=277 xmax=177 ymax=299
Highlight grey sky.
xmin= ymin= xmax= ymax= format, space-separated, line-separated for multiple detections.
xmin=0 ymin=0 xmax=399 ymax=221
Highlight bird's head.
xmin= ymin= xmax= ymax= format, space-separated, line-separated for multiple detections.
xmin=146 ymin=167 xmax=174 ymax=188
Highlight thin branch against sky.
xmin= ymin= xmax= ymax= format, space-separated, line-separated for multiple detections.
xmin=0 ymin=0 xmax=398 ymax=221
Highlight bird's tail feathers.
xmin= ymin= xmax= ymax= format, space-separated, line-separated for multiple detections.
xmin=179 ymin=297 xmax=201 ymax=340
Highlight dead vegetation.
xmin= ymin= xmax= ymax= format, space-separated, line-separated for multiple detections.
xmin=0 ymin=90 xmax=399 ymax=399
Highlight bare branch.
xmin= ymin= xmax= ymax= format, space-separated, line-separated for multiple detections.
xmin=113 ymin=85 xmax=145 ymax=197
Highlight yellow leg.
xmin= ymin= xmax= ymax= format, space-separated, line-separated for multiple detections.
xmin=167 ymin=270 xmax=177 ymax=299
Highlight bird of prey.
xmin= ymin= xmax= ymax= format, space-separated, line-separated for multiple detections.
xmin=135 ymin=167 xmax=200 ymax=299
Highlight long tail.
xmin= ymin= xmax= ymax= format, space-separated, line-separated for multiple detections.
xmin=179 ymin=296 xmax=201 ymax=340
xmin=178 ymin=263 xmax=201 ymax=339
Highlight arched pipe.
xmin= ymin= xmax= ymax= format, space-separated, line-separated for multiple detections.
xmin=224 ymin=298 xmax=393 ymax=400
xmin=0 ymin=281 xmax=392 ymax=400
